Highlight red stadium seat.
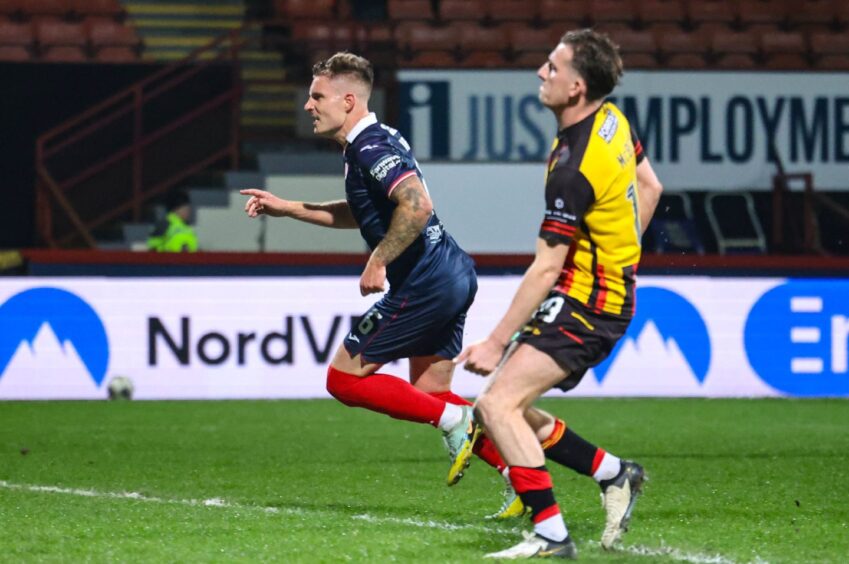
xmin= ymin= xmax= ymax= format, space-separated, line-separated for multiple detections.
xmin=36 ymin=18 xmax=87 ymax=47
xmin=687 ymin=0 xmax=735 ymax=27
xmin=0 ymin=44 xmax=30 ymax=60
xmin=538 ymin=0 xmax=591 ymax=25
xmin=71 ymin=0 xmax=124 ymax=18
xmin=458 ymin=49 xmax=510 ymax=67
xmin=87 ymin=17 xmax=139 ymax=47
xmin=711 ymin=29 xmax=758 ymax=55
xmin=439 ymin=0 xmax=484 ymax=22
xmin=401 ymin=50 xmax=457 ymax=67
xmin=22 ymin=0 xmax=72 ymax=18
xmin=275 ymin=0 xmax=335 ymax=19
xmin=406 ymin=22 xmax=459 ymax=51
xmin=387 ymin=0 xmax=434 ymax=22
xmin=41 ymin=45 xmax=87 ymax=60
xmin=457 ymin=22 xmax=508 ymax=52
xmin=791 ymin=0 xmax=838 ymax=28
xmin=761 ymin=30 xmax=807 ymax=67
xmin=0 ymin=18 xmax=33 ymax=46
xmin=487 ymin=0 xmax=537 ymax=24
xmin=509 ymin=25 xmax=553 ymax=52
xmin=657 ymin=28 xmax=709 ymax=67
xmin=810 ymin=30 xmax=849 ymax=57
xmin=620 ymin=51 xmax=658 ymax=68
xmin=588 ymin=0 xmax=638 ymax=27
xmin=94 ymin=45 xmax=138 ymax=62
xmin=713 ymin=52 xmax=757 ymax=69
xmin=638 ymin=0 xmax=685 ymax=27
xmin=738 ymin=0 xmax=788 ymax=28
xmin=612 ymin=29 xmax=656 ymax=56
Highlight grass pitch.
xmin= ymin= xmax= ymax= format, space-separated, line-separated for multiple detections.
xmin=1 ymin=398 xmax=847 ymax=563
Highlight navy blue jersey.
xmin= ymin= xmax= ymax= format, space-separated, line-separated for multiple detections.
xmin=343 ymin=113 xmax=473 ymax=291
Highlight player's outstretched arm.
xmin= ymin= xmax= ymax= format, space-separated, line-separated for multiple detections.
xmin=359 ymin=175 xmax=433 ymax=295
xmin=456 ymin=237 xmax=569 ymax=375
xmin=636 ymin=158 xmax=663 ymax=235
xmin=240 ymin=189 xmax=358 ymax=228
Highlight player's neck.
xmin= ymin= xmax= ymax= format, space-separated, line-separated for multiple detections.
xmin=333 ymin=106 xmax=371 ymax=146
xmin=556 ymin=99 xmax=603 ymax=131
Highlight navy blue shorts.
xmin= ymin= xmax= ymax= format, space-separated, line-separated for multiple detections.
xmin=343 ymin=269 xmax=478 ymax=364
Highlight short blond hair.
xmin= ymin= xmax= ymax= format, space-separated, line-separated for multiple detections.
xmin=312 ymin=52 xmax=374 ymax=93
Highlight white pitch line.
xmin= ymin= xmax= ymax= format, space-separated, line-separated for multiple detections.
xmin=0 ymin=480 xmax=750 ymax=563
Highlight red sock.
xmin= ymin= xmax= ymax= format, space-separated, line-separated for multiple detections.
xmin=326 ymin=366 xmax=445 ymax=426
xmin=429 ymin=391 xmax=507 ymax=472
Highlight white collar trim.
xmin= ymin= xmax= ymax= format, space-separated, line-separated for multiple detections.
xmin=346 ymin=113 xmax=378 ymax=144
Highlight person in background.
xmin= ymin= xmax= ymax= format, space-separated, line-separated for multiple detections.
xmin=147 ymin=189 xmax=198 ymax=253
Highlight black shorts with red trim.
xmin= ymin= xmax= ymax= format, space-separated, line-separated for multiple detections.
xmin=515 ymin=292 xmax=631 ymax=391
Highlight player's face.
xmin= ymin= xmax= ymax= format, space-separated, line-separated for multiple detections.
xmin=304 ymin=75 xmax=348 ymax=138
xmin=537 ymin=43 xmax=583 ymax=109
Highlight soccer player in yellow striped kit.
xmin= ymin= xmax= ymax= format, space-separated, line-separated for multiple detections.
xmin=454 ymin=29 xmax=663 ymax=559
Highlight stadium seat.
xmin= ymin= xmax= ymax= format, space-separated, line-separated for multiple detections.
xmin=87 ymin=17 xmax=139 ymax=48
xmin=713 ymin=52 xmax=758 ymax=69
xmin=588 ymin=0 xmax=639 ymax=27
xmin=0 ymin=44 xmax=29 ymax=60
xmin=613 ymin=29 xmax=657 ymax=58
xmin=508 ymin=24 xmax=552 ymax=54
xmin=761 ymin=31 xmax=809 ymax=68
xmin=687 ymin=0 xmax=735 ymax=28
xmin=405 ymin=22 xmax=459 ymax=51
xmin=94 ymin=45 xmax=137 ymax=61
xmin=400 ymin=49 xmax=457 ymax=67
xmin=538 ymin=0 xmax=591 ymax=25
xmin=637 ymin=0 xmax=685 ymax=27
xmin=439 ymin=0 xmax=484 ymax=22
xmin=0 ymin=18 xmax=33 ymax=47
xmin=487 ymin=0 xmax=537 ymax=24
xmin=387 ymin=0 xmax=434 ymax=22
xmin=36 ymin=17 xmax=87 ymax=48
xmin=20 ymin=0 xmax=71 ymax=18
xmin=791 ymin=0 xmax=838 ymax=29
xmin=71 ymin=0 xmax=124 ymax=19
xmin=711 ymin=28 xmax=758 ymax=56
xmin=275 ymin=0 xmax=336 ymax=19
xmin=661 ymin=29 xmax=709 ymax=68
xmin=41 ymin=45 xmax=87 ymax=60
xmin=458 ymin=49 xmax=509 ymax=68
xmin=811 ymin=31 xmax=849 ymax=69
xmin=738 ymin=0 xmax=788 ymax=28
xmin=457 ymin=22 xmax=508 ymax=52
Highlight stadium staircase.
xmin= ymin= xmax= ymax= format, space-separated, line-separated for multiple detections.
xmin=123 ymin=0 xmax=296 ymax=135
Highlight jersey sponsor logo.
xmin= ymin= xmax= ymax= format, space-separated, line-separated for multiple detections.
xmin=360 ymin=144 xmax=381 ymax=152
xmin=745 ymin=280 xmax=849 ymax=396
xmin=598 ymin=111 xmax=619 ymax=143
xmin=594 ymin=287 xmax=711 ymax=385
xmin=426 ymin=224 xmax=443 ymax=243
xmin=0 ymin=287 xmax=110 ymax=390
xmin=370 ymin=155 xmax=402 ymax=181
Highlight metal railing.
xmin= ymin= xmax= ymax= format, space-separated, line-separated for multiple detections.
xmin=34 ymin=25 xmax=264 ymax=248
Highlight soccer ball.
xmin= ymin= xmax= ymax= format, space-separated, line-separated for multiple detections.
xmin=107 ymin=376 xmax=134 ymax=400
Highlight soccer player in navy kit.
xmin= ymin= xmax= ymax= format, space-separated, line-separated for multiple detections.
xmin=240 ymin=53 xmax=519 ymax=518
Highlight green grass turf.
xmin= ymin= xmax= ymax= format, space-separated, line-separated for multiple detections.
xmin=1 ymin=399 xmax=847 ymax=563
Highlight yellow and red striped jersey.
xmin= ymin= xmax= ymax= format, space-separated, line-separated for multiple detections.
xmin=539 ymin=101 xmax=645 ymax=318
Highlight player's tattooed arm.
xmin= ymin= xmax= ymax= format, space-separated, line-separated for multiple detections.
xmin=359 ymin=175 xmax=432 ymax=295
xmin=374 ymin=175 xmax=433 ymax=266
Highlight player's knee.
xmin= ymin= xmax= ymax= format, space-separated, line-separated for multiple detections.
xmin=326 ymin=365 xmax=360 ymax=405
